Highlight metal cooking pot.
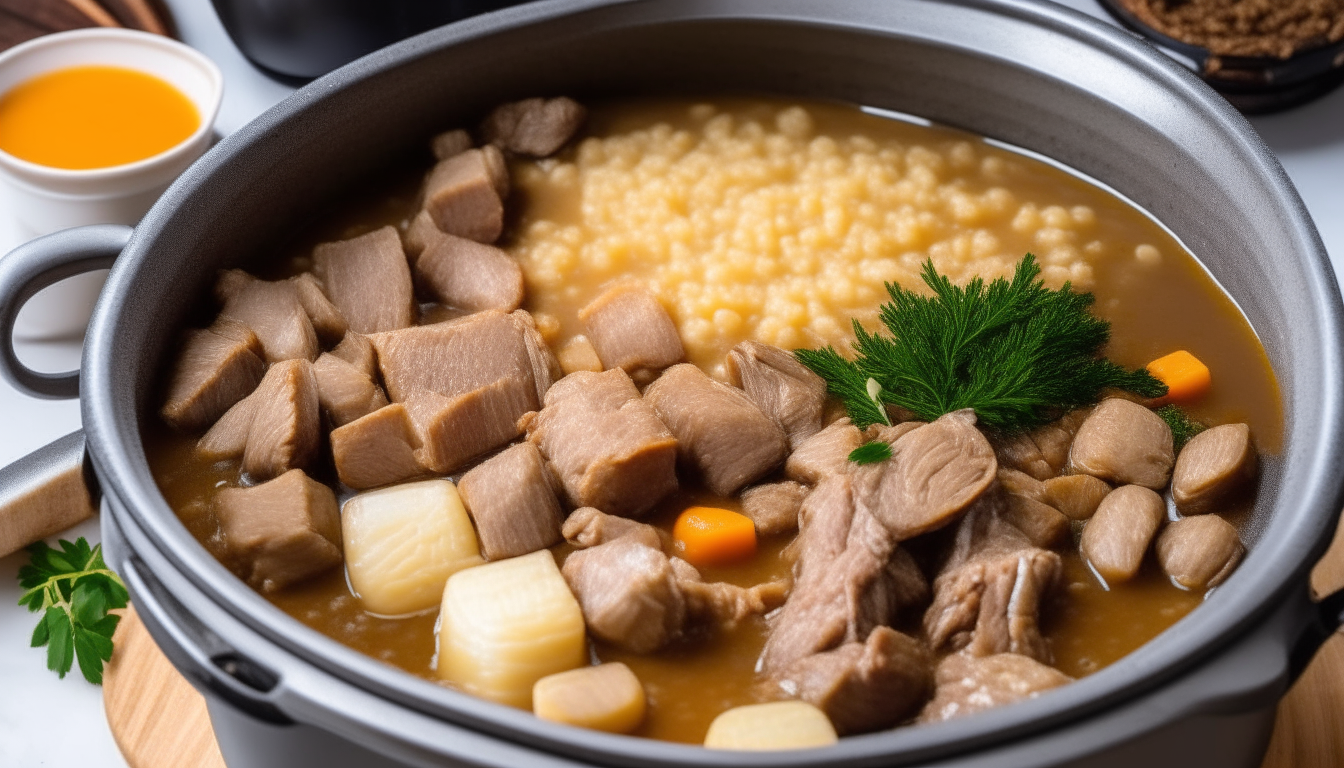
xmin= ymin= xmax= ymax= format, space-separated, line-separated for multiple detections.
xmin=1 ymin=1 xmax=1342 ymax=766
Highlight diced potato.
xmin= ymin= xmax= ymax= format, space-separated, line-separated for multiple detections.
xmin=704 ymin=701 xmax=838 ymax=751
xmin=342 ymin=479 xmax=482 ymax=616
xmin=533 ymin=662 xmax=646 ymax=734
xmin=438 ymin=550 xmax=587 ymax=708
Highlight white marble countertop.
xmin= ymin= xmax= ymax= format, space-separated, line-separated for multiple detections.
xmin=0 ymin=1 xmax=1340 ymax=766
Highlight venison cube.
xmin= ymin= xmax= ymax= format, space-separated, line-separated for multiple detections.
xmin=415 ymin=232 xmax=524 ymax=313
xmin=437 ymin=550 xmax=586 ymax=708
xmin=1171 ymin=423 xmax=1257 ymax=515
xmin=313 ymin=226 xmax=415 ymax=334
xmin=740 ymin=481 xmax=808 ymax=536
xmin=217 ymin=272 xmax=319 ymax=363
xmin=458 ymin=443 xmax=564 ymax=560
xmin=331 ymin=404 xmax=423 ymax=490
xmin=216 ymin=469 xmax=342 ymax=592
xmin=726 ymin=341 xmax=827 ymax=449
xmin=480 ymin=97 xmax=586 ymax=157
xmin=242 ymin=359 xmax=320 ymax=481
xmin=423 ymin=146 xmax=509 ymax=244
xmin=312 ymin=353 xmax=388 ymax=428
xmin=160 ymin=319 xmax=265 ymax=432
xmin=532 ymin=663 xmax=646 ymax=734
xmin=578 ymin=285 xmax=684 ymax=384
xmin=645 ymin=364 xmax=788 ymax=496
xmin=1069 ymin=398 xmax=1175 ymax=489
xmin=1156 ymin=515 xmax=1244 ymax=589
xmin=1080 ymin=485 xmax=1165 ymax=585
xmin=785 ymin=418 xmax=863 ymax=485
xmin=703 ymin=701 xmax=838 ymax=750
xmin=343 ymin=479 xmax=482 ymax=615
xmin=1042 ymin=474 xmax=1111 ymax=521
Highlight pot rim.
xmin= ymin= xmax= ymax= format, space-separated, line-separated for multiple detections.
xmin=82 ymin=0 xmax=1344 ymax=765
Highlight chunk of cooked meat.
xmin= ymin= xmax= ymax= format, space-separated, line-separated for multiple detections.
xmin=785 ymin=418 xmax=863 ymax=485
xmin=329 ymin=404 xmax=423 ymax=490
xmin=671 ymin=557 xmax=788 ymax=628
xmin=312 ymin=353 xmax=388 ymax=427
xmin=644 ymin=364 xmax=788 ymax=496
xmin=516 ymin=309 xmax=563 ymax=403
xmin=458 ymin=443 xmax=564 ymax=560
xmin=1069 ymin=398 xmax=1174 ymax=489
xmin=197 ymin=390 xmax=259 ymax=460
xmin=561 ymin=506 xmax=663 ymax=551
xmin=312 ymin=226 xmax=415 ymax=334
xmin=561 ymin=537 xmax=686 ymax=654
xmin=997 ymin=468 xmax=1047 ymax=502
xmin=1156 ymin=515 xmax=1244 ymax=589
xmin=740 ymin=481 xmax=808 ymax=536
xmin=923 ymin=494 xmax=1061 ymax=662
xmin=241 ymin=359 xmax=321 ymax=481
xmin=290 ymin=272 xmax=348 ymax=344
xmin=556 ymin=336 xmax=603 ymax=375
xmin=217 ymin=271 xmax=319 ymax=363
xmin=403 ymin=210 xmax=443 ymax=262
xmin=1171 ymin=423 xmax=1257 ymax=515
xmin=1042 ymin=474 xmax=1111 ymax=521
xmin=215 ymin=469 xmax=342 ymax=592
xmin=1001 ymin=493 xmax=1070 ymax=549
xmin=330 ymin=330 xmax=378 ymax=379
xmin=777 ymin=627 xmax=932 ymax=735
xmin=431 ymin=128 xmax=472 ymax=161
xmin=577 ymin=284 xmax=684 ymax=384
xmin=864 ymin=421 xmax=924 ymax=446
xmin=423 ymin=146 xmax=508 ymax=243
xmin=994 ymin=408 xmax=1091 ymax=480
xmin=480 ymin=97 xmax=586 ymax=157
xmin=1080 ymin=485 xmax=1165 ymax=585
xmin=726 ymin=341 xmax=827 ymax=449
xmin=849 ymin=410 xmax=997 ymax=541
xmin=918 ymin=652 xmax=1072 ymax=724
xmin=404 ymin=380 xmax=535 ymax=474
xmin=415 ymin=233 xmax=524 ymax=313
xmin=160 ymin=319 xmax=265 ymax=432
xmin=525 ymin=368 xmax=679 ymax=517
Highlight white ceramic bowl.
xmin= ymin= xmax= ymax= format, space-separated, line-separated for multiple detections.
xmin=0 ymin=28 xmax=223 ymax=339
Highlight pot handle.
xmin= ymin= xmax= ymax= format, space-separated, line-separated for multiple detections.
xmin=0 ymin=224 xmax=132 ymax=399
xmin=1290 ymin=584 xmax=1344 ymax=680
xmin=0 ymin=430 xmax=99 ymax=558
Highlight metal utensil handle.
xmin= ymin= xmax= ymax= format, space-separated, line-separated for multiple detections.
xmin=0 ymin=224 xmax=132 ymax=399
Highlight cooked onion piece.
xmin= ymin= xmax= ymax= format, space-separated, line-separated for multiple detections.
xmin=533 ymin=662 xmax=646 ymax=733
xmin=703 ymin=701 xmax=838 ymax=750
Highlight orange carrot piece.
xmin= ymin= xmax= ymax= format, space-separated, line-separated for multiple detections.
xmin=1147 ymin=350 xmax=1211 ymax=405
xmin=672 ymin=506 xmax=756 ymax=567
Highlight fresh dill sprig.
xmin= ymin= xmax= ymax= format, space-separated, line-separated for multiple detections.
xmin=1156 ymin=404 xmax=1206 ymax=452
xmin=849 ymin=441 xmax=893 ymax=465
xmin=796 ymin=254 xmax=1167 ymax=433
xmin=18 ymin=538 xmax=128 ymax=684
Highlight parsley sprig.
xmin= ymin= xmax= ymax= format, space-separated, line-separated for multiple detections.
xmin=796 ymin=254 xmax=1166 ymax=432
xmin=18 ymin=538 xmax=128 ymax=684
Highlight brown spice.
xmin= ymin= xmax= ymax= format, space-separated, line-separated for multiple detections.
xmin=1119 ymin=0 xmax=1344 ymax=60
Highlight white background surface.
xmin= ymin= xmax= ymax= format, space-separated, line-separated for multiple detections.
xmin=0 ymin=0 xmax=1340 ymax=766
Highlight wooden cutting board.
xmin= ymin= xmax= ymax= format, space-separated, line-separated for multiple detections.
xmin=103 ymin=524 xmax=1344 ymax=768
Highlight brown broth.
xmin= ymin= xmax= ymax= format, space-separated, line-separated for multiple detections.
xmin=142 ymin=96 xmax=1282 ymax=746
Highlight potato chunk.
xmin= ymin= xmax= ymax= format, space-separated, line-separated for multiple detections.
xmin=342 ymin=479 xmax=482 ymax=616
xmin=703 ymin=701 xmax=838 ymax=750
xmin=532 ymin=662 xmax=646 ymax=733
xmin=438 ymin=550 xmax=587 ymax=708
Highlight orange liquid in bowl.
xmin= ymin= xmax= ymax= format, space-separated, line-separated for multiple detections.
xmin=0 ymin=65 xmax=200 ymax=170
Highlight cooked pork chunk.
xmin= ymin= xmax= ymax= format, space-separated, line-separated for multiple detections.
xmin=313 ymin=226 xmax=415 ymax=334
xmin=562 ymin=537 xmax=686 ymax=654
xmin=215 ymin=469 xmax=342 ymax=592
xmin=217 ymin=272 xmax=319 ymax=363
xmin=785 ymin=418 xmax=863 ymax=485
xmin=1042 ymin=474 xmax=1111 ymax=521
xmin=525 ymin=368 xmax=679 ymax=517
xmin=415 ymin=233 xmax=524 ymax=313
xmin=645 ymin=364 xmax=788 ymax=496
xmin=995 ymin=408 xmax=1091 ymax=480
xmin=404 ymin=210 xmax=443 ymax=262
xmin=1171 ymin=423 xmax=1257 ymax=515
xmin=312 ymin=353 xmax=388 ymax=427
xmin=329 ymin=404 xmax=422 ymax=490
xmin=671 ymin=558 xmax=787 ymax=628
xmin=577 ymin=285 xmax=684 ymax=384
xmin=1156 ymin=515 xmax=1244 ymax=589
xmin=726 ymin=341 xmax=827 ymax=449
xmin=290 ymin=272 xmax=348 ymax=344
xmin=562 ymin=506 xmax=663 ymax=551
xmin=404 ymin=381 xmax=534 ymax=474
xmin=197 ymin=391 xmax=258 ymax=460
xmin=1069 ymin=398 xmax=1174 ymax=489
xmin=480 ymin=97 xmax=586 ymax=157
xmin=423 ymin=146 xmax=508 ymax=243
xmin=1080 ymin=485 xmax=1165 ymax=585
xmin=370 ymin=310 xmax=543 ymax=405
xmin=778 ymin=627 xmax=932 ymax=735
xmin=330 ymin=331 xmax=378 ymax=379
xmin=458 ymin=443 xmax=564 ymax=560
xmin=160 ymin=319 xmax=265 ymax=432
xmin=241 ymin=359 xmax=321 ymax=481
xmin=918 ymin=652 xmax=1072 ymax=724
xmin=740 ymin=481 xmax=808 ymax=536
xmin=431 ymin=128 xmax=472 ymax=161
xmin=1001 ymin=493 xmax=1070 ymax=549
xmin=997 ymin=468 xmax=1047 ymax=502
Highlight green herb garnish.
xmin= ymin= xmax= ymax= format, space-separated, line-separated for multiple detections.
xmin=1156 ymin=404 xmax=1206 ymax=452
xmin=18 ymin=538 xmax=128 ymax=684
xmin=796 ymin=254 xmax=1167 ymax=432
xmin=849 ymin=441 xmax=894 ymax=465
